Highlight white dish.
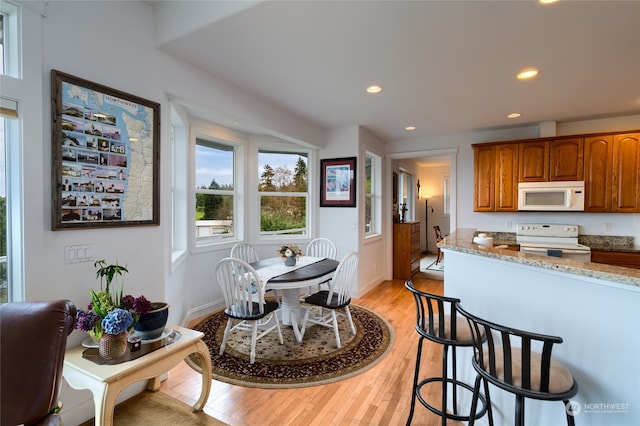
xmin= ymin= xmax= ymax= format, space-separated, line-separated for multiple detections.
xmin=81 ymin=337 xmax=99 ymax=348
xmin=140 ymin=327 xmax=173 ymax=343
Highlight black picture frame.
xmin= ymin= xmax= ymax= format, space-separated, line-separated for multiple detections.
xmin=51 ymin=70 xmax=160 ymax=230
xmin=320 ymin=157 xmax=357 ymax=207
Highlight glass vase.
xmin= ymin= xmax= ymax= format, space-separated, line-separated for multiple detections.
xmin=98 ymin=331 xmax=128 ymax=360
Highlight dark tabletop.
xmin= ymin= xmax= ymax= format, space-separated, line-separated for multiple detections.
xmin=251 ymin=258 xmax=339 ymax=283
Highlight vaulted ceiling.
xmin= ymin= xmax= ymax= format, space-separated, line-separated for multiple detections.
xmin=151 ymin=1 xmax=640 ymax=144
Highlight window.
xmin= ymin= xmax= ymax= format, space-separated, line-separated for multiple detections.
xmin=258 ymin=150 xmax=308 ymax=237
xmin=0 ymin=2 xmax=23 ymax=302
xmin=0 ymin=1 xmax=19 ymax=78
xmin=364 ymin=151 xmax=381 ymax=236
xmin=195 ymin=138 xmax=236 ymax=244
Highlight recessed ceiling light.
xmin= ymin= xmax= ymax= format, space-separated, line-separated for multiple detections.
xmin=539 ymin=0 xmax=558 ymax=4
xmin=366 ymin=85 xmax=383 ymax=94
xmin=517 ymin=68 xmax=540 ymax=80
xmin=507 ymin=113 xmax=522 ymax=119
xmin=405 ymin=125 xmax=416 ymax=131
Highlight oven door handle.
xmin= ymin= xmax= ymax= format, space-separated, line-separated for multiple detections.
xmin=521 ymin=247 xmax=590 ymax=255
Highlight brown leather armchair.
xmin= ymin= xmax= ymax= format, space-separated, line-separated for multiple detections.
xmin=1 ymin=299 xmax=77 ymax=426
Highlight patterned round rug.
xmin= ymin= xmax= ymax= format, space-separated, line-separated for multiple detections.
xmin=186 ymin=304 xmax=394 ymax=388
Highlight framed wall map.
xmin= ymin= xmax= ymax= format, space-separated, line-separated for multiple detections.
xmin=51 ymin=70 xmax=160 ymax=230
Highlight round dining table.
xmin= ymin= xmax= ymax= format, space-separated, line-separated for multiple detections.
xmin=250 ymin=256 xmax=339 ymax=343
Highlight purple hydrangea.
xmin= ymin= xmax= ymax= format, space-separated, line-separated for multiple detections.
xmin=120 ymin=294 xmax=152 ymax=316
xmin=75 ymin=309 xmax=100 ymax=332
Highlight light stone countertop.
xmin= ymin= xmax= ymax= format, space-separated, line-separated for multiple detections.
xmin=440 ymin=228 xmax=640 ymax=287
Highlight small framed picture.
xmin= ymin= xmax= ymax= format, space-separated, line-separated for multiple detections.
xmin=320 ymin=157 xmax=357 ymax=207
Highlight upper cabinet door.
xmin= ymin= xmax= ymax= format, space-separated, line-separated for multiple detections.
xmin=584 ymin=135 xmax=613 ymax=212
xmin=495 ymin=144 xmax=519 ymax=211
xmin=612 ymin=133 xmax=640 ymax=212
xmin=518 ymin=141 xmax=548 ymax=182
xmin=549 ymin=138 xmax=584 ymax=181
xmin=473 ymin=145 xmax=495 ymax=211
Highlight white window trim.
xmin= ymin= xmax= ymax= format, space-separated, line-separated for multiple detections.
xmin=189 ymin=121 xmax=246 ymax=254
xmin=170 ymin=104 xmax=188 ymax=269
xmin=364 ymin=150 xmax=382 ymax=239
xmin=250 ymin=139 xmax=315 ymax=244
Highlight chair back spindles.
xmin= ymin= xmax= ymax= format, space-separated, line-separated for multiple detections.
xmin=307 ymin=238 xmax=337 ymax=259
xmin=230 ymin=243 xmax=260 ymax=263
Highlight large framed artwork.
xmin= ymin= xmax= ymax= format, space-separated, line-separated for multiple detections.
xmin=320 ymin=157 xmax=357 ymax=207
xmin=51 ymin=70 xmax=160 ymax=230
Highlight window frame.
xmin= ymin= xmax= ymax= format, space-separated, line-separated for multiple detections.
xmin=364 ymin=150 xmax=381 ymax=238
xmin=252 ymin=140 xmax=314 ymax=243
xmin=190 ymin=122 xmax=246 ymax=253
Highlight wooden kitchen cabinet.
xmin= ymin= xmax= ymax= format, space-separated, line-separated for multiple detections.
xmin=584 ymin=135 xmax=613 ymax=212
xmin=519 ymin=140 xmax=548 ymax=182
xmin=393 ymin=222 xmax=421 ymax=279
xmin=585 ymin=133 xmax=639 ymax=212
xmin=549 ymin=137 xmax=583 ymax=181
xmin=473 ymin=143 xmax=518 ymax=212
xmin=518 ymin=138 xmax=583 ymax=182
xmin=591 ymin=250 xmax=640 ymax=270
xmin=612 ymin=133 xmax=640 ymax=212
xmin=473 ymin=144 xmax=495 ymax=211
xmin=495 ymin=143 xmax=519 ymax=211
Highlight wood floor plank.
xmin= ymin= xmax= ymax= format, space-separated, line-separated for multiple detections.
xmin=162 ymin=272 xmax=464 ymax=425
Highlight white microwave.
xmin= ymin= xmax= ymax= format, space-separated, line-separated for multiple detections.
xmin=517 ymin=181 xmax=585 ymax=211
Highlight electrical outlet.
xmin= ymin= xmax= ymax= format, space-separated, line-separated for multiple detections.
xmin=604 ymin=223 xmax=612 ymax=232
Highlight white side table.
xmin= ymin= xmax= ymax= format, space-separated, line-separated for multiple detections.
xmin=63 ymin=326 xmax=212 ymax=426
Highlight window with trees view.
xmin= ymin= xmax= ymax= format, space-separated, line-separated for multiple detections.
xmin=365 ymin=151 xmax=381 ymax=236
xmin=258 ymin=150 xmax=308 ymax=236
xmin=195 ymin=138 xmax=235 ymax=242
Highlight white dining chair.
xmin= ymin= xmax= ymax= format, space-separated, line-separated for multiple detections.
xmin=300 ymin=251 xmax=358 ymax=348
xmin=304 ymin=238 xmax=337 ymax=295
xmin=231 ymin=242 xmax=280 ymax=305
xmin=215 ymin=257 xmax=283 ymax=364
xmin=230 ymin=243 xmax=260 ymax=263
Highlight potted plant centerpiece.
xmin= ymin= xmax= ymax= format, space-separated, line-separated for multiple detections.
xmin=75 ymin=259 xmax=154 ymax=359
xmin=279 ymin=243 xmax=303 ymax=266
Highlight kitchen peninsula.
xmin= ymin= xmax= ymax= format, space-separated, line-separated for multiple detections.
xmin=439 ymin=229 xmax=639 ymax=426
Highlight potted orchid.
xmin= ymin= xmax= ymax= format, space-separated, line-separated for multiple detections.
xmin=75 ymin=259 xmax=152 ymax=341
xmin=278 ymin=244 xmax=303 ymax=266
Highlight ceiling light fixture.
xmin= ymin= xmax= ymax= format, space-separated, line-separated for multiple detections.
xmin=507 ymin=113 xmax=522 ymax=119
xmin=366 ymin=85 xmax=383 ymax=94
xmin=405 ymin=125 xmax=416 ymax=131
xmin=517 ymin=68 xmax=540 ymax=80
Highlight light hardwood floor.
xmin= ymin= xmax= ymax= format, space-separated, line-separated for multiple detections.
xmin=161 ymin=275 xmax=464 ymax=426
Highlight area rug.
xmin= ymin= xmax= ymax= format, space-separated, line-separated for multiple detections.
xmin=79 ymin=390 xmax=227 ymax=426
xmin=186 ymin=304 xmax=394 ymax=389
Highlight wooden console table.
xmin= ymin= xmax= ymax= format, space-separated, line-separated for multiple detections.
xmin=63 ymin=326 xmax=212 ymax=426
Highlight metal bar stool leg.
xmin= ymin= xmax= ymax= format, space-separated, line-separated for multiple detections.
xmin=407 ymin=336 xmax=424 ymax=425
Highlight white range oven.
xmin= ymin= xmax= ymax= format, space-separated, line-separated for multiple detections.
xmin=516 ymin=223 xmax=591 ymax=262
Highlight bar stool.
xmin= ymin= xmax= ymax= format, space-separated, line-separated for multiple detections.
xmin=405 ymin=281 xmax=488 ymax=425
xmin=456 ymin=302 xmax=579 ymax=426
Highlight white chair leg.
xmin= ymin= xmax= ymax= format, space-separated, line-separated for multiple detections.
xmin=219 ymin=318 xmax=233 ymax=355
xmin=274 ymin=312 xmax=284 ymax=344
xmin=345 ymin=306 xmax=356 ymax=335
xmin=331 ymin=310 xmax=341 ymax=348
xmin=300 ymin=306 xmax=311 ymax=337
xmin=250 ymin=321 xmax=259 ymax=364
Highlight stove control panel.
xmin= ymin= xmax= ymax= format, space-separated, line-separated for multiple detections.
xmin=517 ymin=223 xmax=579 ymax=238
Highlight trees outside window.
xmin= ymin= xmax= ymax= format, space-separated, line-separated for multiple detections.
xmin=258 ymin=151 xmax=308 ymax=236
xmin=195 ymin=139 xmax=235 ymax=242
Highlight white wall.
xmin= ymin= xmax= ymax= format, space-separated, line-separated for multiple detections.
xmin=31 ymin=2 xmax=328 ymax=423
xmin=387 ymin=117 xmax=640 ymax=247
